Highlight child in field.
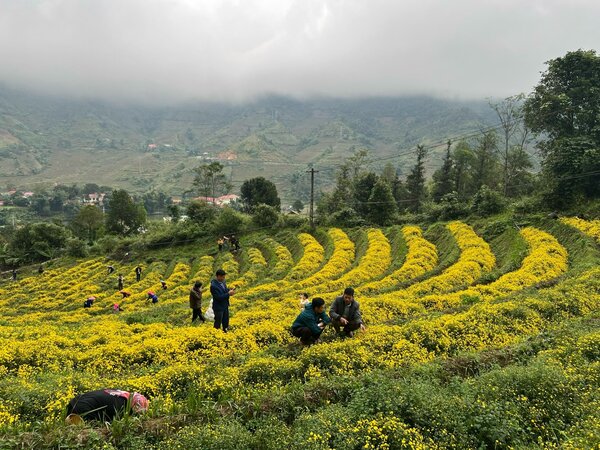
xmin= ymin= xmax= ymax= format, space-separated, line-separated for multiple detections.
xmin=298 ymin=292 xmax=310 ymax=309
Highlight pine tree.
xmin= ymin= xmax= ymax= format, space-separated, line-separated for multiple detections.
xmin=367 ymin=179 xmax=398 ymax=225
xmin=432 ymin=140 xmax=454 ymax=202
xmin=406 ymin=145 xmax=428 ymax=213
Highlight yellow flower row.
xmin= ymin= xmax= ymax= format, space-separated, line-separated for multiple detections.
xmin=561 ymin=217 xmax=600 ymax=242
xmin=311 ymin=228 xmax=391 ymax=298
xmin=265 ymin=238 xmax=294 ymax=279
xmin=230 ymin=248 xmax=267 ymax=289
xmin=295 ymin=228 xmax=355 ymax=290
xmin=359 ymin=226 xmax=438 ymax=295
xmin=285 ymin=233 xmax=325 ymax=281
xmin=192 ymin=255 xmax=214 ymax=284
xmin=363 ymin=222 xmax=495 ymax=309
xmin=419 ymin=227 xmax=568 ymax=309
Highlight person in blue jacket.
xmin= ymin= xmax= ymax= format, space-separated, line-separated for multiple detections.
xmin=210 ymin=269 xmax=236 ymax=332
xmin=291 ymin=297 xmax=331 ymax=345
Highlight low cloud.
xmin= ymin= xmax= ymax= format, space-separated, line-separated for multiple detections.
xmin=0 ymin=0 xmax=598 ymax=104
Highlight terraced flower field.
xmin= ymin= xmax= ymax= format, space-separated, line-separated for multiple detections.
xmin=0 ymin=218 xmax=599 ymax=449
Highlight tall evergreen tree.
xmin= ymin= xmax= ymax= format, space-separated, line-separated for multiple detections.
xmin=406 ymin=145 xmax=428 ymax=213
xmin=367 ymin=179 xmax=397 ymax=225
xmin=432 ymin=140 xmax=454 ymax=202
xmin=352 ymin=172 xmax=379 ymax=217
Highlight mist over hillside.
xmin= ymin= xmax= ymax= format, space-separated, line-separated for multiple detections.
xmin=0 ymin=87 xmax=498 ymax=203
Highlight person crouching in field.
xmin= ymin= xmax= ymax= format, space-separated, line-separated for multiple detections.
xmin=329 ymin=287 xmax=366 ymax=337
xmin=291 ymin=297 xmax=331 ymax=345
xmin=65 ymin=389 xmax=148 ymax=424
xmin=83 ymin=296 xmax=95 ymax=308
xmin=189 ymin=281 xmax=206 ymax=323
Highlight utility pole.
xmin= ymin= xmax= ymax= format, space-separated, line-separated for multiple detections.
xmin=306 ymin=167 xmax=319 ymax=229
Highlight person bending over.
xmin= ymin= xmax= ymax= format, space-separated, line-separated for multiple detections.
xmin=65 ymin=389 xmax=148 ymax=424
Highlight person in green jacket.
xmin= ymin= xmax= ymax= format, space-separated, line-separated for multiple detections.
xmin=291 ymin=297 xmax=331 ymax=345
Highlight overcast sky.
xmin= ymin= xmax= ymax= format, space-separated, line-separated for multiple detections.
xmin=0 ymin=0 xmax=598 ymax=104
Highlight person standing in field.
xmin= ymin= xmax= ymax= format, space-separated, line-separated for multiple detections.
xmin=117 ymin=274 xmax=124 ymax=291
xmin=210 ymin=269 xmax=235 ymax=332
xmin=11 ymin=269 xmax=17 ymax=281
xmin=189 ymin=281 xmax=206 ymax=323
xmin=329 ymin=287 xmax=366 ymax=337
xmin=135 ymin=266 xmax=142 ymax=282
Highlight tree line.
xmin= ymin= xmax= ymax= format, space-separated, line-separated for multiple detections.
xmin=317 ymin=49 xmax=600 ymax=226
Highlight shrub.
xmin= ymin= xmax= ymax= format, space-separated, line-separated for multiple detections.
xmin=252 ymin=204 xmax=280 ymax=229
xmin=471 ymin=185 xmax=506 ymax=216
xmin=212 ymin=207 xmax=248 ymax=236
xmin=65 ymin=238 xmax=88 ymax=257
xmin=328 ymin=207 xmax=365 ymax=227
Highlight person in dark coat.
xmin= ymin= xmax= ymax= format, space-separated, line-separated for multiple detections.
xmin=291 ymin=297 xmax=331 ymax=345
xmin=329 ymin=287 xmax=366 ymax=337
xmin=65 ymin=389 xmax=148 ymax=423
xmin=117 ymin=274 xmax=124 ymax=291
xmin=11 ymin=269 xmax=17 ymax=281
xmin=107 ymin=265 xmax=115 ymax=275
xmin=189 ymin=281 xmax=206 ymax=323
xmin=209 ymin=269 xmax=235 ymax=332
xmin=135 ymin=266 xmax=142 ymax=282
xmin=83 ymin=296 xmax=95 ymax=308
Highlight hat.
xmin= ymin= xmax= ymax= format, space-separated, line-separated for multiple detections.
xmin=131 ymin=392 xmax=149 ymax=413
xmin=87 ymin=296 xmax=96 ymax=301
xmin=147 ymin=291 xmax=155 ymax=296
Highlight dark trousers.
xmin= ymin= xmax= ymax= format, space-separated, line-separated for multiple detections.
xmin=332 ymin=318 xmax=361 ymax=335
xmin=292 ymin=327 xmax=321 ymax=344
xmin=213 ymin=308 xmax=229 ymax=331
xmin=136 ymin=274 xmax=141 ymax=282
xmin=191 ymin=308 xmax=205 ymax=323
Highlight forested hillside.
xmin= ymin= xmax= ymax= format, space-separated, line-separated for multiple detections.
xmin=0 ymin=88 xmax=498 ymax=201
